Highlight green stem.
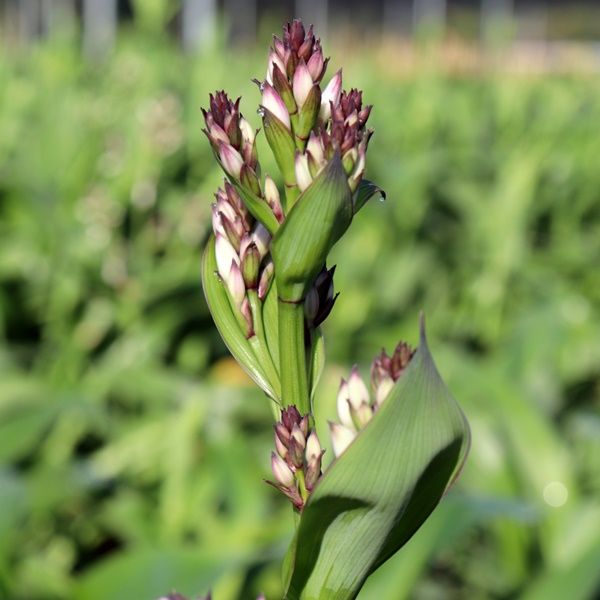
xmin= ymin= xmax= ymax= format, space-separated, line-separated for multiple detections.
xmin=278 ymin=298 xmax=310 ymax=414
xmin=284 ymin=183 xmax=300 ymax=210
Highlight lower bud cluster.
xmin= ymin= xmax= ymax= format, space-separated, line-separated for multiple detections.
xmin=212 ymin=182 xmax=274 ymax=337
xmin=329 ymin=342 xmax=415 ymax=457
xmin=268 ymin=406 xmax=324 ymax=510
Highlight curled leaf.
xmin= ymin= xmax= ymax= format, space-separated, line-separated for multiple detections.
xmin=283 ymin=316 xmax=470 ymax=599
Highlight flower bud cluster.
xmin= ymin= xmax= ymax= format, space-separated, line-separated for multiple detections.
xmin=203 ymin=91 xmax=284 ymax=225
xmin=298 ymin=87 xmax=373 ymax=193
xmin=212 ymin=182 xmax=274 ymax=337
xmin=268 ymin=406 xmax=324 ymax=510
xmin=329 ymin=342 xmax=415 ymax=457
xmin=260 ymin=20 xmax=373 ymax=197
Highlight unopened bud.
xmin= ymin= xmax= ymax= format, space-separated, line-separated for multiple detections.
xmin=262 ymin=83 xmax=291 ymax=130
xmin=320 ymin=70 xmax=342 ymax=122
xmin=215 ymin=234 xmax=240 ymax=281
xmin=251 ymin=223 xmax=271 ymax=259
xmin=329 ymin=422 xmax=356 ymax=457
xmin=336 ymin=379 xmax=355 ymax=430
xmin=241 ymin=243 xmax=260 ymax=289
xmin=226 ymin=260 xmax=246 ymax=308
xmin=271 ymin=452 xmax=295 ymax=487
xmin=264 ymin=175 xmax=284 ymax=223
xmin=219 ymin=143 xmax=244 ymax=179
xmin=293 ymin=60 xmax=313 ymax=108
xmin=348 ymin=366 xmax=370 ymax=409
xmin=295 ymin=152 xmax=313 ymax=191
xmin=258 ymin=259 xmax=274 ymax=300
xmin=305 ymin=431 xmax=322 ymax=461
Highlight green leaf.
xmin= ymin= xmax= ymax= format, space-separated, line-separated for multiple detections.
xmin=201 ymin=237 xmax=279 ymax=400
xmin=272 ymin=154 xmax=353 ymax=302
xmin=284 ymin=317 xmax=470 ymax=600
xmin=352 ymin=179 xmax=385 ymax=214
xmin=233 ymin=181 xmax=280 ymax=236
xmin=309 ymin=328 xmax=325 ymax=400
xmin=263 ymin=108 xmax=297 ymax=187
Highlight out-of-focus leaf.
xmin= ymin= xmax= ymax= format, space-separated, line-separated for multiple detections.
xmin=284 ymin=318 xmax=470 ymax=599
xmin=352 ymin=179 xmax=385 ymax=215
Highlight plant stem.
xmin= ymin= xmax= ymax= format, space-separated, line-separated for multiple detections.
xmin=278 ymin=298 xmax=309 ymax=413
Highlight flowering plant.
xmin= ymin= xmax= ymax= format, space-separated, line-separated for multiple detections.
xmin=198 ymin=20 xmax=469 ymax=600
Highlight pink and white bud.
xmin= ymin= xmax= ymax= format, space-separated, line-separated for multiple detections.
xmin=271 ymin=452 xmax=295 ymax=487
xmin=336 ymin=379 xmax=355 ymax=430
xmin=238 ymin=117 xmax=255 ymax=145
xmin=306 ymin=131 xmax=325 ymax=168
xmin=215 ymin=234 xmax=240 ymax=281
xmin=307 ymin=51 xmax=325 ymax=81
xmin=329 ymin=422 xmax=356 ymax=457
xmin=219 ymin=143 xmax=244 ymax=179
xmin=266 ymin=50 xmax=287 ymax=85
xmin=320 ymin=70 xmax=342 ymax=122
xmin=274 ymin=429 xmax=288 ymax=459
xmin=264 ymin=175 xmax=284 ymax=223
xmin=305 ymin=431 xmax=322 ymax=461
xmin=211 ymin=206 xmax=226 ymax=237
xmin=293 ymin=60 xmax=313 ymax=108
xmin=348 ymin=366 xmax=370 ymax=408
xmin=262 ymin=83 xmax=291 ymax=130
xmin=295 ymin=152 xmax=313 ymax=192
xmin=374 ymin=375 xmax=394 ymax=408
xmin=258 ymin=258 xmax=274 ymax=300
xmin=290 ymin=423 xmax=306 ymax=449
xmin=226 ymin=260 xmax=246 ymax=308
xmin=251 ymin=223 xmax=271 ymax=259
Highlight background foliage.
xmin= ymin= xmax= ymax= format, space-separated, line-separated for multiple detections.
xmin=1 ymin=18 xmax=599 ymax=600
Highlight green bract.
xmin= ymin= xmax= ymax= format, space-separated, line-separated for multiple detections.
xmin=283 ymin=319 xmax=470 ymax=599
xmin=272 ymin=154 xmax=353 ymax=302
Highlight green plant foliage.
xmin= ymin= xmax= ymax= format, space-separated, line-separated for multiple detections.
xmin=0 ymin=21 xmax=599 ymax=600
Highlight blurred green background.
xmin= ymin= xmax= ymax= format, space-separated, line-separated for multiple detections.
xmin=1 ymin=4 xmax=600 ymax=600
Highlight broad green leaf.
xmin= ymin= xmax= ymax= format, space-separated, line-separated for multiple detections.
xmin=272 ymin=155 xmax=353 ymax=302
xmin=201 ymin=237 xmax=279 ymax=400
xmin=284 ymin=318 xmax=470 ymax=600
xmin=353 ymin=179 xmax=385 ymax=214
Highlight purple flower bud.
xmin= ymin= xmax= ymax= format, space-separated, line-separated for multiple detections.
xmin=262 ymin=83 xmax=291 ymax=130
xmin=226 ymin=260 xmax=246 ymax=308
xmin=274 ymin=428 xmax=288 ymax=459
xmin=291 ymin=423 xmax=306 ymax=449
xmin=251 ymin=223 xmax=271 ymax=259
xmin=271 ymin=452 xmax=295 ymax=487
xmin=219 ymin=143 xmax=244 ymax=179
xmin=371 ymin=342 xmax=415 ymax=405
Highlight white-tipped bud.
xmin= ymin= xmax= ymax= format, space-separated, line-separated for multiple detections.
xmin=320 ymin=69 xmax=342 ymax=122
xmin=215 ymin=234 xmax=240 ymax=281
xmin=264 ymin=175 xmax=284 ymax=222
xmin=306 ymin=131 xmax=325 ymax=167
xmin=291 ymin=423 xmax=306 ymax=449
xmin=348 ymin=366 xmax=370 ymax=409
xmin=258 ymin=258 xmax=274 ymax=300
xmin=305 ymin=431 xmax=322 ymax=461
xmin=271 ymin=452 xmax=295 ymax=487
xmin=274 ymin=430 xmax=288 ymax=459
xmin=262 ymin=83 xmax=291 ymax=130
xmin=295 ymin=152 xmax=313 ymax=192
xmin=238 ymin=117 xmax=255 ymax=145
xmin=211 ymin=205 xmax=226 ymax=237
xmin=329 ymin=422 xmax=356 ymax=457
xmin=336 ymin=379 xmax=355 ymax=430
xmin=226 ymin=261 xmax=246 ymax=307
xmin=307 ymin=51 xmax=325 ymax=81
xmin=293 ymin=60 xmax=313 ymax=108
xmin=374 ymin=375 xmax=394 ymax=408
xmin=266 ymin=50 xmax=286 ymax=85
xmin=219 ymin=143 xmax=244 ymax=179
xmin=251 ymin=223 xmax=271 ymax=259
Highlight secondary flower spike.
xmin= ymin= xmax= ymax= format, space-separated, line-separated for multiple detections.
xmin=267 ymin=406 xmax=324 ymax=510
xmin=212 ymin=182 xmax=273 ymax=337
xmin=329 ymin=341 xmax=415 ymax=457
